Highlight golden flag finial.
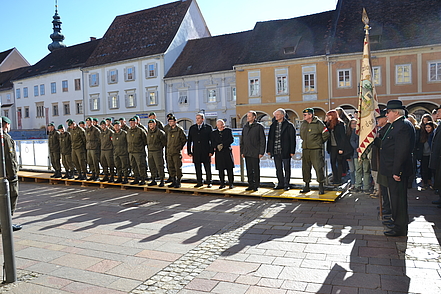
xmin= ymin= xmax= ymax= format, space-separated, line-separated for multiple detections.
xmin=362 ymin=8 xmax=370 ymax=32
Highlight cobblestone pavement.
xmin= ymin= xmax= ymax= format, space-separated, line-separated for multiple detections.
xmin=0 ymin=181 xmax=440 ymax=293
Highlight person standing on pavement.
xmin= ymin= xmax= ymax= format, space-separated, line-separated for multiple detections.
xmin=147 ymin=119 xmax=167 ymax=187
xmin=2 ymin=116 xmax=22 ymax=231
xmin=85 ymin=117 xmax=101 ymax=181
xmin=58 ymin=125 xmax=74 ymax=179
xmin=267 ymin=109 xmax=296 ymax=191
xmin=211 ymin=119 xmax=235 ymax=189
xmin=380 ymin=100 xmax=415 ymax=237
xmin=429 ymin=105 xmax=441 ymax=207
xmin=119 ymin=117 xmax=129 ymax=131
xmin=99 ymin=120 xmax=115 ymax=182
xmin=111 ymin=121 xmax=130 ymax=184
xmin=148 ymin=112 xmax=164 ymax=131
xmin=105 ymin=117 xmax=115 ymax=131
xmin=240 ymin=111 xmax=266 ymax=192
xmin=68 ymin=119 xmax=87 ymax=180
xmin=47 ymin=123 xmax=62 ymax=178
xmin=299 ymin=108 xmax=329 ymax=195
xmin=166 ymin=116 xmax=187 ymax=188
xmin=163 ymin=113 xmax=174 ymax=183
xmin=187 ymin=113 xmax=214 ymax=188
xmin=127 ymin=117 xmax=148 ymax=185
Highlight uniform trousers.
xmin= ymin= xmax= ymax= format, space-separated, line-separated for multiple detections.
xmin=61 ymin=153 xmax=74 ymax=172
xmin=87 ymin=149 xmax=100 ymax=174
xmin=130 ymin=152 xmax=147 ymax=179
xmin=114 ymin=154 xmax=129 ymax=177
xmin=302 ymin=149 xmax=325 ymax=183
xmin=101 ymin=150 xmax=115 ymax=176
xmin=50 ymin=152 xmax=61 ymax=172
xmin=72 ymin=149 xmax=87 ymax=173
xmin=148 ymin=151 xmax=165 ymax=179
xmin=167 ymin=153 xmax=183 ymax=179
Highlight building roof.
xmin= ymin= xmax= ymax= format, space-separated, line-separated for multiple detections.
xmin=15 ymin=39 xmax=100 ymax=80
xmin=165 ymin=30 xmax=252 ymax=78
xmin=236 ymin=11 xmax=334 ymax=65
xmin=330 ymin=0 xmax=441 ymax=54
xmin=0 ymin=48 xmax=14 ymax=66
xmin=0 ymin=66 xmax=30 ymax=90
xmin=85 ymin=0 xmax=192 ymax=68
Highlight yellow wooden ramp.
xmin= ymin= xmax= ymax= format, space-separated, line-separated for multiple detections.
xmin=18 ymin=171 xmax=342 ymax=202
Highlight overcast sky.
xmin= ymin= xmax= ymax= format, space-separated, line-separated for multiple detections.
xmin=1 ymin=0 xmax=338 ymax=65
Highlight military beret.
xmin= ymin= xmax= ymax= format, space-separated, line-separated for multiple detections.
xmin=100 ymin=120 xmax=106 ymax=125
xmin=66 ymin=119 xmax=73 ymax=123
xmin=113 ymin=121 xmax=120 ymax=125
xmin=47 ymin=123 xmax=55 ymax=127
xmin=129 ymin=117 xmax=136 ymax=122
xmin=78 ymin=121 xmax=85 ymax=125
xmin=133 ymin=115 xmax=140 ymax=120
xmin=2 ymin=116 xmax=11 ymax=124
xmin=105 ymin=117 xmax=112 ymax=121
xmin=57 ymin=124 xmax=64 ymax=130
xmin=168 ymin=116 xmax=176 ymax=121
xmin=148 ymin=112 xmax=156 ymax=116
xmin=303 ymin=108 xmax=314 ymax=114
xmin=148 ymin=119 xmax=156 ymax=124
xmin=92 ymin=118 xmax=98 ymax=122
xmin=86 ymin=117 xmax=93 ymax=121
xmin=119 ymin=117 xmax=126 ymax=121
xmin=166 ymin=113 xmax=173 ymax=118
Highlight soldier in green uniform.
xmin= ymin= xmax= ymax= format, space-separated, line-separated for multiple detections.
xmin=127 ymin=117 xmax=148 ymax=185
xmin=58 ymin=124 xmax=74 ymax=179
xmin=119 ymin=117 xmax=129 ymax=131
xmin=112 ymin=121 xmax=129 ymax=184
xmin=148 ymin=112 xmax=164 ymax=131
xmin=134 ymin=115 xmax=149 ymax=179
xmin=85 ymin=117 xmax=101 ymax=181
xmin=166 ymin=116 xmax=187 ymax=188
xmin=299 ymin=108 xmax=330 ymax=194
xmin=99 ymin=120 xmax=115 ymax=182
xmin=147 ymin=119 xmax=167 ymax=187
xmin=163 ymin=113 xmax=174 ymax=183
xmin=47 ymin=123 xmax=62 ymax=178
xmin=105 ymin=117 xmax=115 ymax=131
xmin=68 ymin=119 xmax=87 ymax=180
xmin=78 ymin=121 xmax=86 ymax=129
xmin=2 ymin=116 xmax=22 ymax=231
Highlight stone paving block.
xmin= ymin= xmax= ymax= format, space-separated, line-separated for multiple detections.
xmin=358 ymin=246 xmax=398 ymax=259
xmin=61 ymin=281 xmax=126 ymax=294
xmin=305 ymin=282 xmax=332 ymax=293
xmin=257 ymin=277 xmax=284 ymax=288
xmin=86 ymin=259 xmax=122 ymax=273
xmin=330 ymin=271 xmax=381 ymax=289
xmin=32 ymin=275 xmax=73 ymax=289
xmin=253 ymin=264 xmax=284 ymax=279
xmin=244 ymin=248 xmax=266 ymax=255
xmin=50 ymin=266 xmax=120 ymax=287
xmin=4 ymin=282 xmax=72 ymax=294
xmin=15 ymin=257 xmax=39 ymax=270
xmin=107 ymin=277 xmax=142 ymax=292
xmin=135 ymin=249 xmax=182 ymax=261
xmin=367 ymin=257 xmax=391 ymax=266
xmin=280 ymin=280 xmax=308 ymax=291
xmin=379 ymin=274 xmax=412 ymax=292
xmin=50 ymin=253 xmax=103 ymax=270
xmin=25 ymin=262 xmax=63 ymax=274
xmin=211 ymin=272 xmax=239 ymax=282
xmin=264 ymin=249 xmax=286 ymax=257
xmin=245 ymin=285 xmax=287 ymax=294
xmin=235 ymin=274 xmax=261 ymax=285
xmin=331 ymin=285 xmax=358 ymax=294
xmin=366 ymin=264 xmax=404 ymax=275
xmin=305 ymin=252 xmax=327 ymax=260
xmin=184 ymin=278 xmax=219 ymax=292
xmin=300 ymin=259 xmax=332 ymax=270
xmin=16 ymin=247 xmax=67 ymax=263
xmin=278 ymin=266 xmax=331 ymax=283
xmin=222 ymin=253 xmax=250 ymax=262
xmin=206 ymin=260 xmax=260 ymax=275
xmin=212 ymin=281 xmax=250 ymax=294
xmin=245 ymin=254 xmax=276 ymax=264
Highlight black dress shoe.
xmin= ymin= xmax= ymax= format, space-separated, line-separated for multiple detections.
xmin=385 ymin=223 xmax=396 ymax=229
xmin=432 ymin=199 xmax=441 ymax=205
xmin=245 ymin=187 xmax=253 ymax=191
xmin=384 ymin=230 xmax=406 ymax=237
xmin=383 ymin=215 xmax=392 ymax=220
xmin=194 ymin=183 xmax=203 ymax=188
xmin=229 ymin=185 xmax=234 ymax=189
xmin=219 ymin=185 xmax=226 ymax=189
xmin=253 ymin=188 xmax=258 ymax=191
xmin=130 ymin=180 xmax=139 ymax=185
xmin=207 ymin=184 xmax=212 ymax=188
xmin=273 ymin=186 xmax=284 ymax=190
xmin=12 ymin=224 xmax=22 ymax=231
xmin=284 ymin=186 xmax=290 ymax=191
xmin=382 ymin=220 xmax=394 ymax=225
xmin=300 ymin=187 xmax=311 ymax=193
xmin=139 ymin=180 xmax=146 ymax=185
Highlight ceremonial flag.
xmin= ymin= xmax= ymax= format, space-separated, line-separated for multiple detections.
xmin=357 ymin=8 xmax=380 ymax=159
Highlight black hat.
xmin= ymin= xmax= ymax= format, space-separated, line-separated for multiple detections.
xmin=105 ymin=117 xmax=112 ymax=121
xmin=100 ymin=120 xmax=106 ymax=125
xmin=303 ymin=108 xmax=314 ymax=114
xmin=168 ymin=116 xmax=176 ymax=121
xmin=78 ymin=121 xmax=85 ymax=125
xmin=92 ymin=118 xmax=98 ymax=122
xmin=148 ymin=112 xmax=156 ymax=117
xmin=133 ymin=115 xmax=140 ymax=120
xmin=166 ymin=113 xmax=173 ymax=118
xmin=385 ymin=100 xmax=405 ymax=110
xmin=66 ymin=119 xmax=74 ymax=126
xmin=129 ymin=117 xmax=136 ymax=122
xmin=148 ymin=119 xmax=156 ymax=124
xmin=57 ymin=124 xmax=64 ymax=130
xmin=119 ymin=117 xmax=126 ymax=121
xmin=86 ymin=117 xmax=93 ymax=121
xmin=377 ymin=109 xmax=387 ymax=119
xmin=113 ymin=121 xmax=120 ymax=125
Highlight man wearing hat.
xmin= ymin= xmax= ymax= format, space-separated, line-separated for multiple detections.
xmin=68 ymin=119 xmax=87 ymax=180
xmin=58 ymin=125 xmax=74 ymax=179
xmin=134 ymin=115 xmax=148 ymax=132
xmin=99 ymin=120 xmax=115 ymax=182
xmin=112 ymin=121 xmax=130 ymax=184
xmin=127 ymin=117 xmax=148 ymax=185
xmin=1 ymin=116 xmax=22 ymax=231
xmin=166 ymin=116 xmax=187 ymax=188
xmin=148 ymin=112 xmax=164 ymax=131
xmin=146 ymin=119 xmax=167 ymax=187
xmin=119 ymin=117 xmax=129 ymax=131
xmin=429 ymin=105 xmax=441 ymax=207
xmin=105 ymin=117 xmax=115 ymax=131
xmin=78 ymin=121 xmax=86 ymax=129
xmin=47 ymin=123 xmax=62 ymax=178
xmin=380 ymin=100 xmax=415 ymax=237
xmin=163 ymin=112 xmax=174 ymax=183
xmin=85 ymin=117 xmax=101 ymax=181
xmin=299 ymin=108 xmax=329 ymax=194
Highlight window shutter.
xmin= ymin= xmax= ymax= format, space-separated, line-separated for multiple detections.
xmin=89 ymin=75 xmax=92 ymax=87
xmin=125 ymin=94 xmax=128 ymax=108
xmin=97 ymin=97 xmax=100 ymax=110
xmin=96 ymin=73 xmax=99 ymax=86
xmin=133 ymin=94 xmax=137 ymax=107
xmin=107 ymin=71 xmax=110 ymax=84
xmin=89 ymin=98 xmax=93 ymax=110
xmin=108 ymin=96 xmax=111 ymax=109
xmin=133 ymin=67 xmax=136 ymax=80
xmin=226 ymin=86 xmax=231 ymax=101
xmin=124 ymin=68 xmax=127 ymax=81
xmin=216 ymin=89 xmax=221 ymax=102
xmin=145 ymin=65 xmax=148 ymax=78
xmin=203 ymin=89 xmax=208 ymax=103
xmin=154 ymin=64 xmax=157 ymax=77
xmin=145 ymin=92 xmax=149 ymax=105
xmin=117 ymin=95 xmax=120 ymax=108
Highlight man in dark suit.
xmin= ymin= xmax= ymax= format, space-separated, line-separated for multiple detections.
xmin=187 ymin=113 xmax=214 ymax=188
xmin=380 ymin=100 xmax=415 ymax=237
xmin=429 ymin=105 xmax=441 ymax=207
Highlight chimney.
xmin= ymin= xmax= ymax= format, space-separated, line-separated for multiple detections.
xmin=90 ymin=37 xmax=97 ymax=41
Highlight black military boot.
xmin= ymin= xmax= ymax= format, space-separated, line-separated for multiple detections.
xmin=50 ymin=172 xmax=56 ymax=178
xmin=101 ymin=175 xmax=109 ymax=182
xmin=158 ymin=178 xmax=165 ymax=187
xmin=168 ymin=177 xmax=176 ymax=188
xmin=114 ymin=176 xmax=122 ymax=183
xmin=148 ymin=180 xmax=157 ymax=186
xmin=319 ymin=183 xmax=325 ymax=195
xmin=122 ymin=177 xmax=129 ymax=184
xmin=56 ymin=171 xmax=63 ymax=178
xmin=139 ymin=178 xmax=146 ymax=185
xmin=79 ymin=172 xmax=87 ymax=180
xmin=62 ymin=171 xmax=68 ymax=179
xmin=130 ymin=178 xmax=139 ymax=185
xmin=108 ymin=175 xmax=114 ymax=183
xmin=300 ymin=183 xmax=310 ymax=193
xmin=174 ymin=178 xmax=181 ymax=188
xmin=165 ymin=177 xmax=173 ymax=183
xmin=88 ymin=173 xmax=96 ymax=181
xmin=67 ymin=170 xmax=74 ymax=179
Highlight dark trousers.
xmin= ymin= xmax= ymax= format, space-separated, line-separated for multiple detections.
xmin=194 ymin=159 xmax=211 ymax=184
xmin=302 ymin=149 xmax=325 ymax=183
xmin=387 ymin=176 xmax=409 ymax=234
xmin=421 ymin=155 xmax=432 ymax=185
xmin=219 ymin=168 xmax=234 ymax=185
xmin=330 ymin=146 xmax=344 ymax=184
xmin=380 ymin=184 xmax=391 ymax=213
xmin=274 ymin=154 xmax=291 ymax=188
xmin=245 ymin=156 xmax=260 ymax=188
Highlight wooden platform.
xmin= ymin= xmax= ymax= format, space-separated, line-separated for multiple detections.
xmin=18 ymin=171 xmax=343 ymax=202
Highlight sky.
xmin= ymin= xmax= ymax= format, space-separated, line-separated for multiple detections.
xmin=1 ymin=0 xmax=338 ymax=65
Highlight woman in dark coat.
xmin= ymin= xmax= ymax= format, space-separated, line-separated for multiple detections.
xmin=211 ymin=119 xmax=235 ymax=189
xmin=326 ymin=110 xmax=352 ymax=185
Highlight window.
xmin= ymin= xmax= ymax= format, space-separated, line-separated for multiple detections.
xmin=23 ymin=87 xmax=28 ymax=98
xmin=3 ymin=110 xmax=9 ymax=118
xmin=76 ymin=101 xmax=83 ymax=114
xmin=302 ymin=65 xmax=316 ymax=93
xmin=145 ymin=63 xmax=157 ymax=78
xmin=16 ymin=88 xmax=21 ymax=99
xmin=108 ymin=93 xmax=119 ymax=109
xmin=248 ymin=71 xmax=260 ymax=97
xmin=125 ymin=92 xmax=137 ymax=108
xmin=50 ymin=82 xmax=56 ymax=94
xmin=146 ymin=88 xmax=158 ymax=106
xmin=6 ymin=94 xmax=11 ymax=102
xmin=40 ymin=84 xmax=45 ymax=95
xmin=108 ymin=69 xmax=118 ymax=84
xmin=25 ymin=107 xmax=30 ymax=118
xmin=36 ymin=104 xmax=45 ymax=118
xmin=396 ymin=64 xmax=411 ymax=84
xmin=62 ymin=80 xmax=68 ymax=92
xmin=337 ymin=69 xmax=351 ymax=88
xmin=177 ymin=119 xmax=192 ymax=131
xmin=207 ymin=88 xmax=217 ymax=103
xmin=178 ymin=90 xmax=188 ymax=105
xmin=63 ymin=103 xmax=70 ymax=115
xmin=74 ymin=78 xmax=81 ymax=91
xmin=231 ymin=117 xmax=237 ymax=128
xmin=89 ymin=73 xmax=99 ymax=87
xmin=372 ymin=66 xmax=381 ymax=86
xmin=34 ymin=85 xmax=39 ymax=96
xmin=429 ymin=61 xmax=441 ymax=82
xmin=125 ymin=66 xmax=135 ymax=81
xmin=52 ymin=104 xmax=59 ymax=116
xmin=232 ymin=87 xmax=236 ymax=101
xmin=275 ymin=68 xmax=288 ymax=95
xmin=90 ymin=94 xmax=100 ymax=111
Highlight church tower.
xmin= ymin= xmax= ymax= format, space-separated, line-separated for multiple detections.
xmin=48 ymin=0 xmax=66 ymax=51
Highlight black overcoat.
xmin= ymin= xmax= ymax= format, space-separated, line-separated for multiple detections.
xmin=211 ymin=128 xmax=234 ymax=170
